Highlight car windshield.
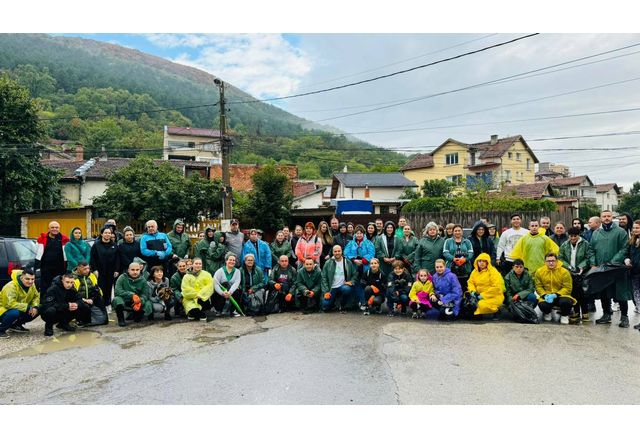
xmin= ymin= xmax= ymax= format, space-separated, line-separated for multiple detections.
xmin=9 ymin=239 xmax=37 ymax=262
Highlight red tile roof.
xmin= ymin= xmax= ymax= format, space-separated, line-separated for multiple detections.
xmin=502 ymin=182 xmax=553 ymax=199
xmin=548 ymin=175 xmax=593 ymax=187
xmin=167 ymin=126 xmax=222 ymax=138
xmin=293 ymin=181 xmax=317 ymax=198
xmin=400 ymin=153 xmax=434 ymax=171
xmin=595 ymin=183 xmax=619 ymax=193
xmin=469 ymin=135 xmax=522 ymax=160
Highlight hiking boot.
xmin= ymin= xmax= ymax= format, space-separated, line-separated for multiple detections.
xmin=116 ymin=306 xmax=127 ymax=327
xmin=44 ymin=323 xmax=54 ymax=337
xmin=618 ymin=315 xmax=629 ymax=328
xmin=560 ymin=316 xmax=569 ymax=325
xmin=9 ymin=323 xmax=29 ymax=333
xmin=595 ymin=313 xmax=612 ymax=324
xmin=543 ymin=313 xmax=552 ymax=322
xmin=56 ymin=322 xmax=76 ymax=332
xmin=581 ymin=312 xmax=590 ymax=322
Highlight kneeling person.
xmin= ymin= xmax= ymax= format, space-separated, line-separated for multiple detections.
xmin=295 ymin=258 xmax=322 ymax=314
xmin=321 ymin=245 xmax=358 ymax=312
xmin=360 ymin=258 xmax=386 ymax=315
xmin=113 ymin=262 xmax=153 ymax=326
xmin=269 ymin=255 xmax=297 ymax=312
xmin=41 ymin=273 xmax=90 ymax=336
xmin=74 ymin=261 xmax=107 ymax=326
xmin=534 ymin=252 xmax=575 ymax=324
xmin=0 ymin=267 xmax=40 ymax=338
xmin=386 ymin=260 xmax=413 ymax=316
xmin=467 ymin=253 xmax=505 ymax=316
xmin=182 ymin=257 xmax=214 ymax=320
xmin=503 ymin=259 xmax=537 ymax=306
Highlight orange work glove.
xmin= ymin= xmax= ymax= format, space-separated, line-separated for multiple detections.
xmin=324 ymin=292 xmax=332 ymax=300
xmin=285 ymin=293 xmax=293 ymax=302
xmin=452 ymin=257 xmax=460 ymax=265
xmin=458 ymin=257 xmax=466 ymax=265
xmin=371 ymin=285 xmax=380 ymax=294
xmin=308 ymin=291 xmax=315 ymax=298
xmin=132 ymin=294 xmax=142 ymax=312
xmin=367 ymin=296 xmax=375 ymax=306
xmin=274 ymin=283 xmax=282 ymax=291
xmin=513 ymin=294 xmax=520 ymax=301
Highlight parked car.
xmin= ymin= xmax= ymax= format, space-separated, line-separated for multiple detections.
xmin=0 ymin=237 xmax=38 ymax=288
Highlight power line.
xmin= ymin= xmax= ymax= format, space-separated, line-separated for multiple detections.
xmin=227 ymin=34 xmax=540 ymax=105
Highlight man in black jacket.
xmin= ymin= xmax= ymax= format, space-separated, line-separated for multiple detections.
xmin=40 ymin=273 xmax=90 ymax=337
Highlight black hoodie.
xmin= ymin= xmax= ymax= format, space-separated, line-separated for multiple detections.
xmin=41 ymin=275 xmax=81 ymax=314
xmin=469 ymin=220 xmax=496 ymax=265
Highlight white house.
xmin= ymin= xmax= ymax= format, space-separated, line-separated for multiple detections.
xmin=330 ymin=173 xmax=418 ymax=215
xmin=596 ymin=183 xmax=622 ymax=214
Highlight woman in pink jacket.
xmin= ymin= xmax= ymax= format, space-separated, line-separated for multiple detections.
xmin=295 ymin=222 xmax=323 ymax=268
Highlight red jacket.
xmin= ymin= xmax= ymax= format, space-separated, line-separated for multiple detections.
xmin=35 ymin=232 xmax=70 ymax=261
xmin=295 ymin=234 xmax=322 ymax=263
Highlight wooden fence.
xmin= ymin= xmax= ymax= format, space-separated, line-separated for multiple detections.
xmin=404 ymin=211 xmax=574 ymax=235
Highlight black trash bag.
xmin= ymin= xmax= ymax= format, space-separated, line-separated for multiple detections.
xmin=243 ymin=289 xmax=267 ymax=316
xmin=508 ymin=300 xmax=539 ymax=324
xmin=582 ymin=263 xmax=629 ymax=298
xmin=460 ymin=293 xmax=478 ymax=319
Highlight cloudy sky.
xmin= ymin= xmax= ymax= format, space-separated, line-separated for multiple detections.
xmin=58 ymin=32 xmax=640 ymax=189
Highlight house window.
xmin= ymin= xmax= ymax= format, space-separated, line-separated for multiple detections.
xmin=570 ymin=190 xmax=578 ymax=197
xmin=469 ymin=152 xmax=476 ymax=166
xmin=445 ymin=153 xmax=459 ymax=165
xmin=607 ymin=193 xmax=610 ymax=199
xmin=504 ymin=170 xmax=512 ymax=181
xmin=446 ymin=175 xmax=462 ymax=185
xmin=526 ymin=158 xmax=531 ymax=170
xmin=581 ymin=189 xmax=585 ymax=197
xmin=516 ymin=152 xmax=522 ymax=161
xmin=508 ymin=152 xmax=513 ymax=159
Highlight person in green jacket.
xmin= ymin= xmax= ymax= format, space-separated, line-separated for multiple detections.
xmin=375 ymin=221 xmax=401 ymax=277
xmin=65 ymin=227 xmax=91 ymax=272
xmin=295 ymin=257 xmax=322 ymax=314
xmin=167 ymin=219 xmax=191 ymax=260
xmin=268 ymin=254 xmax=297 ymax=312
xmin=503 ymin=259 xmax=537 ymax=306
xmin=414 ymin=222 xmax=445 ymax=274
xmin=395 ymin=224 xmax=418 ymax=271
xmin=170 ymin=259 xmax=189 ymax=317
xmin=321 ymin=245 xmax=359 ymax=312
xmin=206 ymin=231 xmax=227 ymax=275
xmin=195 ymin=227 xmax=216 ymax=269
xmin=270 ymin=230 xmax=293 ymax=267
xmin=241 ymin=254 xmax=267 ymax=315
xmin=558 ymin=227 xmax=593 ymax=322
xmin=113 ymin=261 xmax=153 ymax=327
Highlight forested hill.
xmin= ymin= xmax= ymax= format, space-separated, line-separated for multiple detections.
xmin=0 ymin=34 xmax=409 ymax=178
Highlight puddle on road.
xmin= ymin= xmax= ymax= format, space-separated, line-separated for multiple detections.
xmin=252 ymin=316 xmax=267 ymax=323
xmin=4 ymin=332 xmax=105 ymax=358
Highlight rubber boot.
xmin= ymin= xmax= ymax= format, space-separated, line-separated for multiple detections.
xmin=115 ymin=306 xmax=126 ymax=327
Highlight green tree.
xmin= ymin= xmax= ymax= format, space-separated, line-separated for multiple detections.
xmin=92 ymin=157 xmax=222 ymax=226
xmin=579 ymin=201 xmax=601 ymax=222
xmin=619 ymin=182 xmax=640 ymax=219
xmin=0 ymin=75 xmax=62 ymax=234
xmin=421 ymin=179 xmax=455 ymax=197
xmin=242 ymin=165 xmax=293 ymax=232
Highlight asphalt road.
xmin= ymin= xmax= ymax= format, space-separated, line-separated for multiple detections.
xmin=1 ymin=310 xmax=639 ymax=404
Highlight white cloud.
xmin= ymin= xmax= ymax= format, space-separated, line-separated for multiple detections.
xmin=146 ymin=34 xmax=312 ymax=98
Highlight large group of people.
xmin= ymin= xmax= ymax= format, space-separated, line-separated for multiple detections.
xmin=1 ymin=210 xmax=639 ymax=339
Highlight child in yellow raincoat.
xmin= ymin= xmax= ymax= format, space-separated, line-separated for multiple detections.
xmin=467 ymin=253 xmax=505 ymax=315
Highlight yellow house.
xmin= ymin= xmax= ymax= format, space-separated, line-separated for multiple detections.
xmin=400 ymin=135 xmax=539 ymax=193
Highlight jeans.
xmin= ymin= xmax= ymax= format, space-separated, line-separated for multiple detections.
xmin=0 ymin=309 xmax=37 ymax=333
xmin=321 ymin=284 xmax=354 ymax=311
xmin=538 ymin=297 xmax=573 ymax=316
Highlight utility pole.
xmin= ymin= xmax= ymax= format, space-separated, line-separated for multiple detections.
xmin=215 ymin=78 xmax=232 ymax=219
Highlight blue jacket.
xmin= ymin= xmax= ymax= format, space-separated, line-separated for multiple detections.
xmin=140 ymin=232 xmax=173 ymax=261
xmin=241 ymin=239 xmax=272 ymax=271
xmin=432 ymin=268 xmax=463 ymax=316
xmin=344 ymin=237 xmax=376 ymax=273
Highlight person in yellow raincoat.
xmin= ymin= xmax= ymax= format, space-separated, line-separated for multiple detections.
xmin=534 ymin=252 xmax=575 ymax=324
xmin=467 ymin=253 xmax=505 ymax=315
xmin=510 ymin=219 xmax=559 ymax=274
xmin=181 ymin=257 xmax=214 ymax=320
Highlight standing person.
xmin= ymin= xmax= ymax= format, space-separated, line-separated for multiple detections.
xmin=395 ymin=217 xmax=409 ymax=239
xmin=117 ymin=226 xmax=140 ymax=275
xmin=365 ymin=222 xmax=378 ymax=243
xmin=321 ymin=245 xmax=358 ymax=313
xmin=395 ymin=225 xmax=419 ymax=274
xmin=268 ymin=255 xmax=297 ymax=313
xmin=113 ymin=262 xmax=153 ymax=327
xmin=289 ymin=225 xmax=304 ymax=266
xmin=206 ymin=231 xmax=227 ymax=275
xmin=181 ymin=257 xmax=214 ymax=321
xmin=469 ymin=221 xmax=496 ymax=266
xmin=618 ymin=213 xmax=633 ymax=238
xmin=242 ymin=229 xmax=272 ymax=277
xmin=65 ymin=227 xmax=91 ymax=272
xmin=333 ymin=222 xmax=350 ymax=250
xmin=487 ymin=224 xmax=500 ymax=249
xmin=170 ymin=259 xmax=189 ymax=317
xmin=329 ymin=217 xmax=341 ymax=238
xmin=583 ymin=216 xmax=601 ymax=242
xmin=375 ymin=218 xmax=384 ymax=237
xmin=270 ymin=230 xmax=293 ymax=268
xmin=444 ymin=223 xmax=455 ymax=240
xmin=139 ymin=220 xmax=173 ymax=271
xmin=431 ymin=259 xmax=463 ymax=319
xmin=295 ymin=222 xmax=322 ymax=268
xmin=316 ymin=221 xmax=334 ymax=269
xmin=550 ymin=222 xmax=569 ymax=248
xmin=443 ymin=224 xmax=474 ymax=292
xmin=359 ymin=258 xmax=385 ymax=315
xmin=295 ymin=257 xmax=322 ymax=314
xmin=385 ymin=260 xmax=413 ymax=316
xmin=35 ymin=221 xmax=69 ymax=295
xmin=558 ymin=227 xmax=592 ymax=322
xmin=346 ymin=222 xmax=355 ymax=237
xmin=414 ymin=222 xmax=445 ymax=274
xmin=167 ymin=219 xmax=191 ymax=274
xmin=496 ymin=213 xmax=528 ymax=275
xmin=510 ymin=219 xmax=559 ymax=274
xmin=345 ymin=225 xmax=375 ymax=307
xmin=73 ymin=261 xmax=107 ymax=326
xmin=241 ymin=254 xmax=267 ymax=316
xmin=375 ymin=221 xmax=399 ymax=278
xmin=282 ymin=226 xmax=292 ymax=244
xmin=40 ymin=273 xmax=90 ymax=336
xmin=539 ymin=216 xmax=552 ymax=236
xmin=225 ymin=219 xmax=245 ymax=267
xmin=147 ymin=265 xmax=175 ymax=321
xmin=572 ymin=218 xmax=585 ymax=237
xmin=104 ymin=219 xmax=123 ymax=243
xmin=590 ymin=210 xmax=632 ymax=327
xmin=0 ymin=267 xmax=39 ymax=339
xmin=535 ymin=253 xmax=575 ymax=325
xmin=625 ymin=220 xmax=640 ymax=321
xmin=467 ymin=253 xmax=505 ymax=317
xmin=213 ymin=253 xmax=242 ymax=317
xmin=195 ymin=227 xmax=216 ymax=266
xmin=90 ymin=227 xmax=119 ymax=307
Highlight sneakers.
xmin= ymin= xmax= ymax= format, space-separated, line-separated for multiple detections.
xmin=359 ymin=304 xmax=367 ymax=312
xmin=618 ymin=315 xmax=629 ymax=328
xmin=634 ymin=322 xmax=640 ymax=330
xmin=362 ymin=307 xmax=370 ymax=316
xmin=8 ymin=324 xmax=29 ymax=333
xmin=0 ymin=331 xmax=9 ymax=339
xmin=543 ymin=313 xmax=552 ymax=322
xmin=560 ymin=315 xmax=569 ymax=325
xmin=44 ymin=323 xmax=54 ymax=337
xmin=581 ymin=312 xmax=590 ymax=322
xmin=56 ymin=322 xmax=76 ymax=332
xmin=595 ymin=313 xmax=612 ymax=324
xmin=231 ymin=311 xmax=241 ymax=318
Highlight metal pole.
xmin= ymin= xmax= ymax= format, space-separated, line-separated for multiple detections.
xmin=216 ymin=79 xmax=232 ymax=219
